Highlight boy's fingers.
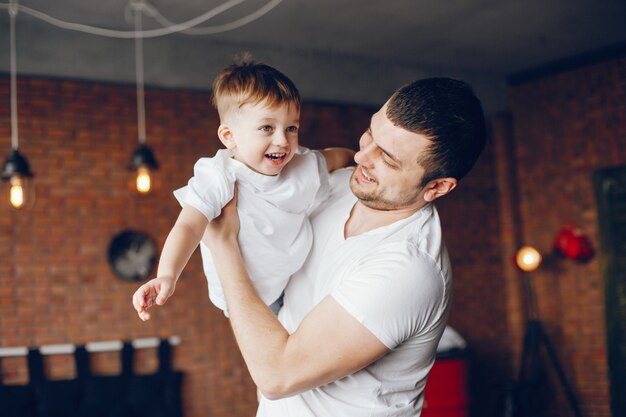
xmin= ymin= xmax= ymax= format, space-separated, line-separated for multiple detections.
xmin=155 ymin=283 xmax=171 ymax=305
xmin=133 ymin=284 xmax=153 ymax=312
xmin=132 ymin=289 xmax=144 ymax=312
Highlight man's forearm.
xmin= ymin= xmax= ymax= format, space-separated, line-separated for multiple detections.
xmin=209 ymin=238 xmax=292 ymax=397
xmin=206 ymin=196 xmax=390 ymax=400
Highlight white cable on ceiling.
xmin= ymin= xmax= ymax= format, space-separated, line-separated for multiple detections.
xmin=0 ymin=0 xmax=284 ymax=39
xmin=144 ymin=0 xmax=283 ymax=35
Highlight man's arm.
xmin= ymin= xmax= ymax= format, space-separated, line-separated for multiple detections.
xmin=321 ymin=147 xmax=355 ymax=172
xmin=206 ymin=193 xmax=389 ymax=400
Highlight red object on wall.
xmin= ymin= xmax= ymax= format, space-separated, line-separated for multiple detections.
xmin=553 ymin=225 xmax=595 ymax=263
xmin=422 ymin=356 xmax=468 ymax=417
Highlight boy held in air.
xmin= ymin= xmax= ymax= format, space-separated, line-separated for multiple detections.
xmin=132 ymin=57 xmax=354 ymax=318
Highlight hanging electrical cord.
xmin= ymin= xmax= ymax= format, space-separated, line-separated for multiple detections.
xmin=8 ymin=0 xmax=18 ymax=150
xmin=2 ymin=0 xmax=35 ymax=209
xmin=128 ymin=0 xmax=158 ymax=195
xmin=143 ymin=0 xmax=283 ymax=35
xmin=0 ymin=0 xmax=283 ymax=39
xmin=133 ymin=1 xmax=146 ymax=145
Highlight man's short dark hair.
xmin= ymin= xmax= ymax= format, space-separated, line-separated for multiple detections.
xmin=386 ymin=78 xmax=486 ymax=186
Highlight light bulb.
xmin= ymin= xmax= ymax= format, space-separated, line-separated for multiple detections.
xmin=515 ymin=246 xmax=542 ymax=272
xmin=136 ymin=165 xmax=152 ymax=194
xmin=9 ymin=175 xmax=25 ymax=209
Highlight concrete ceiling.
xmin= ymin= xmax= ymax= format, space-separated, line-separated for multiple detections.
xmin=1 ymin=0 xmax=626 ymax=113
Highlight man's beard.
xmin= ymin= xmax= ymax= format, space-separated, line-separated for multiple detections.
xmin=349 ymin=169 xmax=422 ymax=211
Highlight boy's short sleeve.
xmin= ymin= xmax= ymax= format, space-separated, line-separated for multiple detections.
xmin=173 ymin=153 xmax=235 ymax=221
xmin=331 ymin=243 xmax=446 ymax=349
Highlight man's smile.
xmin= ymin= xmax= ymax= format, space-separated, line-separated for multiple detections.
xmin=357 ymin=166 xmax=376 ymax=184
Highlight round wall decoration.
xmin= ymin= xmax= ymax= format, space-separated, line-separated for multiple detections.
xmin=107 ymin=230 xmax=157 ymax=282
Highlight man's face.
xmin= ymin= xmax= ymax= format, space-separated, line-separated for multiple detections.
xmin=223 ymin=101 xmax=300 ymax=176
xmin=349 ymin=102 xmax=432 ymax=211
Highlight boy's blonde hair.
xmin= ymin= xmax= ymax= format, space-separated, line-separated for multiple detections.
xmin=212 ymin=54 xmax=301 ymax=119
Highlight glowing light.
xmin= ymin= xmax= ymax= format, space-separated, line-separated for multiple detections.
xmin=136 ymin=165 xmax=152 ymax=194
xmin=9 ymin=175 xmax=24 ymax=208
xmin=516 ymin=246 xmax=542 ymax=272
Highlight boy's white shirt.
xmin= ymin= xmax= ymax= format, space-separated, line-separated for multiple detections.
xmin=173 ymin=146 xmax=330 ymax=311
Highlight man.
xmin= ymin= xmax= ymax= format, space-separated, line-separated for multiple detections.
xmin=193 ymin=78 xmax=484 ymax=416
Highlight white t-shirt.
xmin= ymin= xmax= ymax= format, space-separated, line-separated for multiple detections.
xmin=174 ymin=147 xmax=329 ymax=312
xmin=258 ymin=168 xmax=452 ymax=417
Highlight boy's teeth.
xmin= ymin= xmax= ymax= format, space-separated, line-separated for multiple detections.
xmin=265 ymin=153 xmax=286 ymax=159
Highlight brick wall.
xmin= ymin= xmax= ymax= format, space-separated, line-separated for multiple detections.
xmin=0 ymin=75 xmax=514 ymax=416
xmin=437 ymin=125 xmax=514 ymax=416
xmin=504 ymin=55 xmax=626 ymax=417
xmin=0 ymin=76 xmax=375 ymax=416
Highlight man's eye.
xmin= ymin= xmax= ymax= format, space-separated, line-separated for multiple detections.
xmin=287 ymin=126 xmax=299 ymax=133
xmin=260 ymin=125 xmax=273 ymax=132
xmin=383 ymin=157 xmax=397 ymax=169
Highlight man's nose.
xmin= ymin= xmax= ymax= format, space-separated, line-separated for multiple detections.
xmin=354 ymin=137 xmax=375 ymax=166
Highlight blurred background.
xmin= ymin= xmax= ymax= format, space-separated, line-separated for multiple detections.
xmin=0 ymin=1 xmax=625 ymax=416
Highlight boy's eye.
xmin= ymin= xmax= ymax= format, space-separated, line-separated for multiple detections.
xmin=260 ymin=125 xmax=273 ymax=132
xmin=286 ymin=126 xmax=299 ymax=133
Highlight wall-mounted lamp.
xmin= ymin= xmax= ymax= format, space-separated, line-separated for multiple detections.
xmin=515 ymin=246 xmax=542 ymax=272
xmin=129 ymin=0 xmax=158 ymax=194
xmin=514 ymin=225 xmax=595 ymax=272
xmin=513 ymin=225 xmax=589 ymax=417
xmin=1 ymin=0 xmax=35 ymax=210
xmin=552 ymin=224 xmax=595 ymax=263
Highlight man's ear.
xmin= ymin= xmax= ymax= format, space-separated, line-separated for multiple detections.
xmin=423 ymin=177 xmax=457 ymax=202
xmin=217 ymin=124 xmax=236 ymax=149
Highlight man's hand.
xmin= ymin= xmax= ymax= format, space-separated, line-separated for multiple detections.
xmin=132 ymin=275 xmax=176 ymax=321
xmin=204 ymin=184 xmax=240 ymax=246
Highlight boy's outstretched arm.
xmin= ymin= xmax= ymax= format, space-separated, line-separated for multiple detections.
xmin=321 ymin=147 xmax=355 ymax=172
xmin=132 ymin=205 xmax=208 ymax=321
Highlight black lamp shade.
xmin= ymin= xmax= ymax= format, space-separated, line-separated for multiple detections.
xmin=130 ymin=144 xmax=159 ymax=170
xmin=1 ymin=149 xmax=33 ymax=180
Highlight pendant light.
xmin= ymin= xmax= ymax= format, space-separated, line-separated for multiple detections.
xmin=1 ymin=0 xmax=34 ymax=210
xmin=129 ymin=0 xmax=158 ymax=194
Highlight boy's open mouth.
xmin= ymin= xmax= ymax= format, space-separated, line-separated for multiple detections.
xmin=265 ymin=152 xmax=287 ymax=161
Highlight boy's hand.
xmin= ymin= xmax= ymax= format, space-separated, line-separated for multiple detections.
xmin=132 ymin=276 xmax=176 ymax=321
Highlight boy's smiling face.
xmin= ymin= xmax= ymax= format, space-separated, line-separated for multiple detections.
xmin=218 ymin=100 xmax=300 ymax=176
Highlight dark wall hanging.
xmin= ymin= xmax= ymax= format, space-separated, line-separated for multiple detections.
xmin=107 ymin=230 xmax=157 ymax=282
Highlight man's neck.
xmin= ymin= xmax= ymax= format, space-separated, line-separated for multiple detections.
xmin=344 ymin=201 xmax=426 ymax=238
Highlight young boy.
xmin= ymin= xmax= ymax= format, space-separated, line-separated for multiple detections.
xmin=132 ymin=57 xmax=354 ymax=319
